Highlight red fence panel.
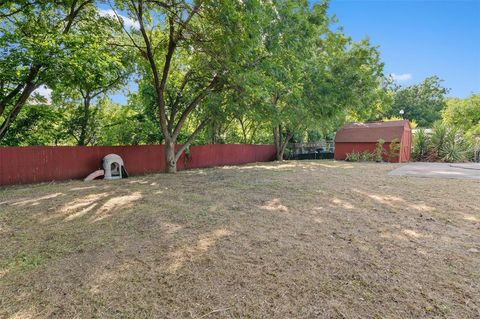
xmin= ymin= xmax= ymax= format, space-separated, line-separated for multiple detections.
xmin=187 ymin=144 xmax=275 ymax=169
xmin=0 ymin=144 xmax=275 ymax=186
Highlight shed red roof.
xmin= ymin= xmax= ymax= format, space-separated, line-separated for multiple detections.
xmin=335 ymin=120 xmax=410 ymax=143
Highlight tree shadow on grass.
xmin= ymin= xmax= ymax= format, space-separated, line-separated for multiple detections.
xmin=1 ymin=162 xmax=479 ymax=318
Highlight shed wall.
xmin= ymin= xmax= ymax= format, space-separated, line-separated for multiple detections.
xmin=334 ymin=142 xmax=403 ymax=163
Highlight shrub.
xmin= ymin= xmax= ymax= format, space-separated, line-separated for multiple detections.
xmin=374 ymin=139 xmax=385 ymax=162
xmin=388 ymin=138 xmax=401 ymax=161
xmin=412 ymin=123 xmax=475 ymax=162
xmin=345 ymin=152 xmax=360 ymax=162
xmin=439 ymin=127 xmax=473 ymax=162
xmin=360 ymin=151 xmax=373 ymax=161
xmin=429 ymin=122 xmax=448 ymax=160
xmin=412 ymin=128 xmax=429 ymax=161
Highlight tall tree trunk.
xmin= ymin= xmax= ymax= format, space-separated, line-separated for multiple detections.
xmin=78 ymin=94 xmax=91 ymax=146
xmin=239 ymin=117 xmax=248 ymax=144
xmin=273 ymin=125 xmax=282 ymax=160
xmin=135 ymin=4 xmax=212 ymax=173
xmin=165 ymin=139 xmax=177 ymax=173
xmin=278 ymin=135 xmax=291 ymax=160
xmin=273 ymin=125 xmax=293 ymax=161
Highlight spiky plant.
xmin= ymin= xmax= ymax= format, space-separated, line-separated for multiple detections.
xmin=412 ymin=128 xmax=429 ymax=161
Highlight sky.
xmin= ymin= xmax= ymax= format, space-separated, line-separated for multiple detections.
xmin=327 ymin=0 xmax=480 ymax=98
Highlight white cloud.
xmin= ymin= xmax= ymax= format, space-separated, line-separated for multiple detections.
xmin=391 ymin=73 xmax=412 ymax=82
xmin=98 ymin=9 xmax=139 ymax=29
xmin=32 ymin=85 xmax=52 ymax=104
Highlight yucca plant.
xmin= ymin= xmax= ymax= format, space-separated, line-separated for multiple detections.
xmin=429 ymin=122 xmax=448 ymax=160
xmin=420 ymin=123 xmax=475 ymax=162
xmin=412 ymin=123 xmax=476 ymax=162
xmin=412 ymin=128 xmax=429 ymax=161
xmin=441 ymin=141 xmax=466 ymax=162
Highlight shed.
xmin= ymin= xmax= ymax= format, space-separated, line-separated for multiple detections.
xmin=334 ymin=120 xmax=412 ymax=162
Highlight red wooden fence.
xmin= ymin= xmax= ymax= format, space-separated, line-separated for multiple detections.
xmin=0 ymin=144 xmax=276 ymax=186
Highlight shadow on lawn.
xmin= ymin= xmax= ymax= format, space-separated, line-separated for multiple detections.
xmin=1 ymin=162 xmax=479 ymax=318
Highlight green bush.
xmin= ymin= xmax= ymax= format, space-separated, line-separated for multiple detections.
xmin=374 ymin=139 xmax=385 ymax=162
xmin=412 ymin=128 xmax=429 ymax=161
xmin=412 ymin=123 xmax=475 ymax=162
xmin=360 ymin=151 xmax=373 ymax=161
xmin=345 ymin=152 xmax=360 ymax=162
xmin=388 ymin=138 xmax=401 ymax=161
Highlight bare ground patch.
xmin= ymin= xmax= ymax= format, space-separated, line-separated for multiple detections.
xmin=0 ymin=161 xmax=479 ymax=318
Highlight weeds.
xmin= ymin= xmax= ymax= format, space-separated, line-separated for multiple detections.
xmin=6 ymin=253 xmax=42 ymax=271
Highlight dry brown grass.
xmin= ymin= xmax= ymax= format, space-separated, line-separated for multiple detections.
xmin=0 ymin=161 xmax=479 ymax=319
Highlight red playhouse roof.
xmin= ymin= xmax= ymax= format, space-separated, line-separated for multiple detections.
xmin=335 ymin=120 xmax=411 ymax=143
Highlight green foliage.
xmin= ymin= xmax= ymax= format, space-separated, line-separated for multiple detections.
xmin=345 ymin=151 xmax=375 ymax=162
xmin=360 ymin=151 xmax=373 ymax=161
xmin=0 ymin=103 xmax=65 ymax=146
xmin=387 ymin=76 xmax=449 ymax=127
xmin=374 ymin=138 xmax=385 ymax=162
xmin=7 ymin=252 xmax=42 ymax=271
xmin=0 ymin=0 xmax=391 ymax=152
xmin=345 ymin=152 xmax=360 ymax=162
xmin=442 ymin=94 xmax=480 ymax=135
xmin=388 ymin=138 xmax=401 ymax=160
xmin=429 ymin=122 xmax=448 ymax=159
xmin=307 ymin=129 xmax=324 ymax=143
xmin=0 ymin=1 xmax=99 ymax=139
xmin=412 ymin=123 xmax=475 ymax=162
xmin=412 ymin=128 xmax=429 ymax=161
xmin=232 ymin=0 xmax=387 ymax=159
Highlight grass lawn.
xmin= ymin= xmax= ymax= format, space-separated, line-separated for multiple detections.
xmin=1 ymin=161 xmax=479 ymax=318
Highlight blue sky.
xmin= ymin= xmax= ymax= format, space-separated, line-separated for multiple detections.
xmin=327 ymin=0 xmax=480 ymax=98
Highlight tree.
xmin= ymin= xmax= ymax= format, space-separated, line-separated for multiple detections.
xmin=442 ymin=94 xmax=480 ymax=135
xmin=51 ymin=14 xmax=133 ymax=145
xmin=387 ymin=76 xmax=449 ymax=127
xmin=0 ymin=101 xmax=65 ymax=146
xmin=249 ymin=0 xmax=332 ymax=160
xmin=238 ymin=0 xmax=386 ymax=160
xmin=113 ymin=0 xmax=269 ymax=172
xmin=0 ymin=0 xmax=96 ymax=140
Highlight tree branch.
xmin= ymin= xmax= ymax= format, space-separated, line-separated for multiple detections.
xmin=174 ymin=1 xmax=203 ymax=41
xmin=64 ymin=0 xmax=92 ymax=34
xmin=172 ymin=75 xmax=219 ymax=139
xmin=174 ymin=118 xmax=210 ymax=161
xmin=136 ymin=0 xmax=173 ymax=138
xmin=0 ymin=1 xmax=34 ymax=18
xmin=108 ymin=0 xmax=145 ymax=56
xmin=0 ymin=82 xmax=24 ymax=116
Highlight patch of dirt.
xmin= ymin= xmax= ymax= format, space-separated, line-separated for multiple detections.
xmin=0 ymin=161 xmax=479 ymax=318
